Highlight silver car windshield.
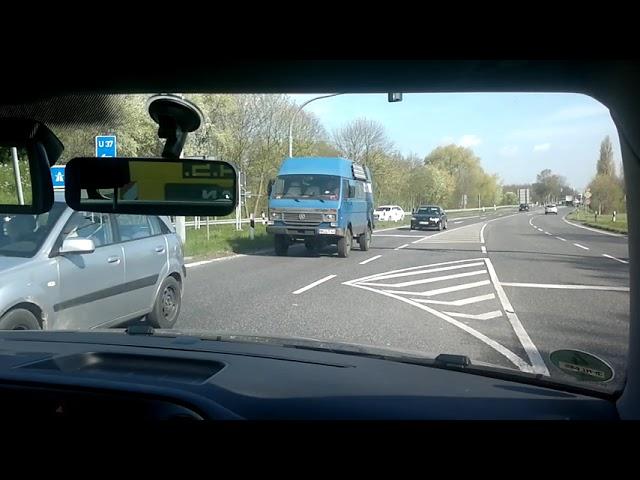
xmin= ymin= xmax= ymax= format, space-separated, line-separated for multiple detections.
xmin=0 ymin=204 xmax=66 ymax=258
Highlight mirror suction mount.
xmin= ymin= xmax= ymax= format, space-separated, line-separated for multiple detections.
xmin=146 ymin=94 xmax=204 ymax=159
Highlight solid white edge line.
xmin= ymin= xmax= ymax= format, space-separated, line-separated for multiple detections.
xmin=499 ymin=282 xmax=629 ymax=292
xmin=394 ymin=244 xmax=410 ymax=250
xmin=292 ymin=274 xmax=337 ymax=294
xmin=562 ymin=215 xmax=626 ymax=238
xmin=480 ymin=223 xmax=487 ymax=243
xmin=344 ymin=282 xmax=531 ymax=372
xmin=602 ymin=253 xmax=629 ymax=264
xmin=359 ymin=255 xmax=383 ymax=265
xmin=484 ymin=258 xmax=549 ymax=376
xmin=185 ymin=254 xmax=246 ymax=268
xmin=573 ymin=243 xmax=589 ymax=250
xmin=481 ymin=246 xmax=487 ymax=254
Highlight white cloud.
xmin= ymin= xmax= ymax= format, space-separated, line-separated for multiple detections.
xmin=499 ymin=145 xmax=519 ymax=156
xmin=548 ymin=104 xmax=609 ymax=121
xmin=533 ymin=143 xmax=551 ymax=152
xmin=459 ymin=134 xmax=482 ymax=147
xmin=440 ymin=134 xmax=482 ymax=147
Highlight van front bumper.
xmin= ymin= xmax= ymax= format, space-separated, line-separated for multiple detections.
xmin=267 ymin=225 xmax=345 ymax=237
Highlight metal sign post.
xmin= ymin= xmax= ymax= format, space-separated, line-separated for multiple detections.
xmin=10 ymin=147 xmax=25 ymax=205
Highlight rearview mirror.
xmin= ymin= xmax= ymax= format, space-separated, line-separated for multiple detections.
xmin=65 ymin=157 xmax=238 ymax=216
xmin=59 ymin=238 xmax=96 ymax=255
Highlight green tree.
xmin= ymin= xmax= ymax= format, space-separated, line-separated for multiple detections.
xmin=589 ymin=174 xmax=624 ymax=214
xmin=503 ymin=191 xmax=518 ymax=205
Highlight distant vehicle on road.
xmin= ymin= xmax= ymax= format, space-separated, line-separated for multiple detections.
xmin=519 ymin=203 xmax=529 ymax=212
xmin=410 ymin=205 xmax=448 ymax=231
xmin=374 ymin=205 xmax=405 ymax=222
xmin=267 ymin=157 xmax=374 ymax=258
xmin=0 ymin=197 xmax=185 ymax=331
xmin=545 ymin=204 xmax=559 ymax=215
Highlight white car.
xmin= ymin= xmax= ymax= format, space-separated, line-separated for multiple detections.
xmin=545 ymin=204 xmax=558 ymax=215
xmin=374 ymin=205 xmax=405 ymax=222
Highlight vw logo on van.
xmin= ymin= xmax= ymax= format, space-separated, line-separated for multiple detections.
xmin=299 ymin=213 xmax=306 ymax=220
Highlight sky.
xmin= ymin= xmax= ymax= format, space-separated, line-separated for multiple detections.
xmin=289 ymin=92 xmax=622 ymax=191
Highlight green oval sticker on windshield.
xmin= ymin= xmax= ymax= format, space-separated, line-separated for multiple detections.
xmin=550 ymin=350 xmax=614 ymax=382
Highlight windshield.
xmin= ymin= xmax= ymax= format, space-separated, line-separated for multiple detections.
xmin=273 ymin=174 xmax=340 ymax=200
xmin=417 ymin=207 xmax=440 ymax=215
xmin=0 ymin=92 xmax=629 ymax=396
xmin=0 ymin=203 xmax=66 ymax=258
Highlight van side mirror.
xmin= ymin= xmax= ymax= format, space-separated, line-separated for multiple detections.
xmin=348 ymin=186 xmax=356 ymax=198
xmin=267 ymin=179 xmax=274 ymax=197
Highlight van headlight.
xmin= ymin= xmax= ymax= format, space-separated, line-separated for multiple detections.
xmin=270 ymin=211 xmax=282 ymax=220
xmin=323 ymin=213 xmax=336 ymax=222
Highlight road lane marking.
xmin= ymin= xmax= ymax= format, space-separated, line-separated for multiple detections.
xmin=500 ymin=282 xmax=629 ymax=292
xmin=345 ymin=282 xmax=531 ymax=371
xmin=529 ymin=217 xmax=534 ymax=227
xmin=602 ymin=253 xmax=629 ymax=264
xmin=544 ymin=232 xmax=552 ymax=235
xmin=359 ymin=269 xmax=487 ymax=288
xmin=573 ymin=243 xmax=589 ymax=250
xmin=481 ymin=246 xmax=487 ymax=253
xmin=562 ymin=215 xmax=626 ymax=237
xmin=484 ymin=258 xmax=549 ymax=376
xmin=443 ymin=310 xmax=503 ymax=321
xmin=344 ymin=258 xmax=486 ymax=285
xmin=359 ymin=255 xmax=382 ymax=265
xmin=411 ymin=293 xmax=496 ymax=306
xmin=394 ymin=244 xmax=409 ymax=250
xmin=537 ymin=228 xmax=544 ymax=232
xmin=480 ymin=223 xmax=487 ymax=243
xmin=373 ymin=225 xmax=411 ymax=233
xmin=388 ymin=280 xmax=491 ymax=297
xmin=373 ymin=234 xmax=424 ymax=238
xmin=362 ymin=261 xmax=486 ymax=282
xmin=555 ymin=236 xmax=566 ymax=241
xmin=292 ymin=275 xmax=337 ymax=294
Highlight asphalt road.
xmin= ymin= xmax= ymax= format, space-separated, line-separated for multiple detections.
xmin=177 ymin=206 xmax=630 ymax=392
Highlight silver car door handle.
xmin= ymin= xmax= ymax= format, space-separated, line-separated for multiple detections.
xmin=154 ymin=246 xmax=166 ymax=253
xmin=107 ymin=256 xmax=121 ymax=264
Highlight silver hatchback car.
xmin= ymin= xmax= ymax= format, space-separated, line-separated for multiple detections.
xmin=0 ymin=197 xmax=185 ymax=331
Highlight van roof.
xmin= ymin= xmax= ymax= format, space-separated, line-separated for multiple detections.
xmin=279 ymin=157 xmax=358 ymax=179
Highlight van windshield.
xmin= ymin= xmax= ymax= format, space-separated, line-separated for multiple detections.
xmin=273 ymin=174 xmax=341 ymax=200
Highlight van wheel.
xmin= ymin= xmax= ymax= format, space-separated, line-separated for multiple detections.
xmin=0 ymin=308 xmax=41 ymax=330
xmin=305 ymin=238 xmax=317 ymax=252
xmin=147 ymin=276 xmax=181 ymax=329
xmin=337 ymin=229 xmax=352 ymax=258
xmin=275 ymin=235 xmax=289 ymax=256
xmin=358 ymin=226 xmax=372 ymax=251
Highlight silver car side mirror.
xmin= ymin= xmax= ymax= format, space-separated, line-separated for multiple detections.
xmin=59 ymin=238 xmax=96 ymax=255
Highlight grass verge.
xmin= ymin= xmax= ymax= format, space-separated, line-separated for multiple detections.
xmin=184 ymin=224 xmax=272 ymax=259
xmin=566 ymin=210 xmax=627 ymax=234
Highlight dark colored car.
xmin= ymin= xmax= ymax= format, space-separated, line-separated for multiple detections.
xmin=410 ymin=205 xmax=447 ymax=231
xmin=519 ymin=203 xmax=529 ymax=211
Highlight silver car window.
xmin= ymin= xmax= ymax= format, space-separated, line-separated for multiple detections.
xmin=116 ymin=214 xmax=153 ymax=241
xmin=64 ymin=212 xmax=114 ymax=247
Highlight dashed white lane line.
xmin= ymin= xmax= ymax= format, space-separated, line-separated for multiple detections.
xmin=602 ymin=253 xmax=629 ymax=264
xmin=544 ymin=232 xmax=552 ymax=235
xmin=481 ymin=246 xmax=487 ymax=254
xmin=529 ymin=217 xmax=535 ymax=227
xmin=443 ymin=310 xmax=503 ymax=321
xmin=292 ymin=274 xmax=337 ymax=294
xmin=537 ymin=228 xmax=544 ymax=232
xmin=359 ymin=255 xmax=383 ymax=265
xmin=555 ymin=236 xmax=567 ymax=242
xmin=484 ymin=258 xmax=549 ymax=376
xmin=394 ymin=243 xmax=410 ymax=250
xmin=500 ymin=282 xmax=629 ymax=292
xmin=453 ymin=221 xmax=464 ymax=224
xmin=573 ymin=243 xmax=590 ymax=250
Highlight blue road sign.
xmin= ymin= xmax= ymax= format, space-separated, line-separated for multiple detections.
xmin=51 ymin=165 xmax=65 ymax=189
xmin=95 ymin=135 xmax=117 ymax=157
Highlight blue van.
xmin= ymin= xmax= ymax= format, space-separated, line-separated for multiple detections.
xmin=267 ymin=157 xmax=374 ymax=258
